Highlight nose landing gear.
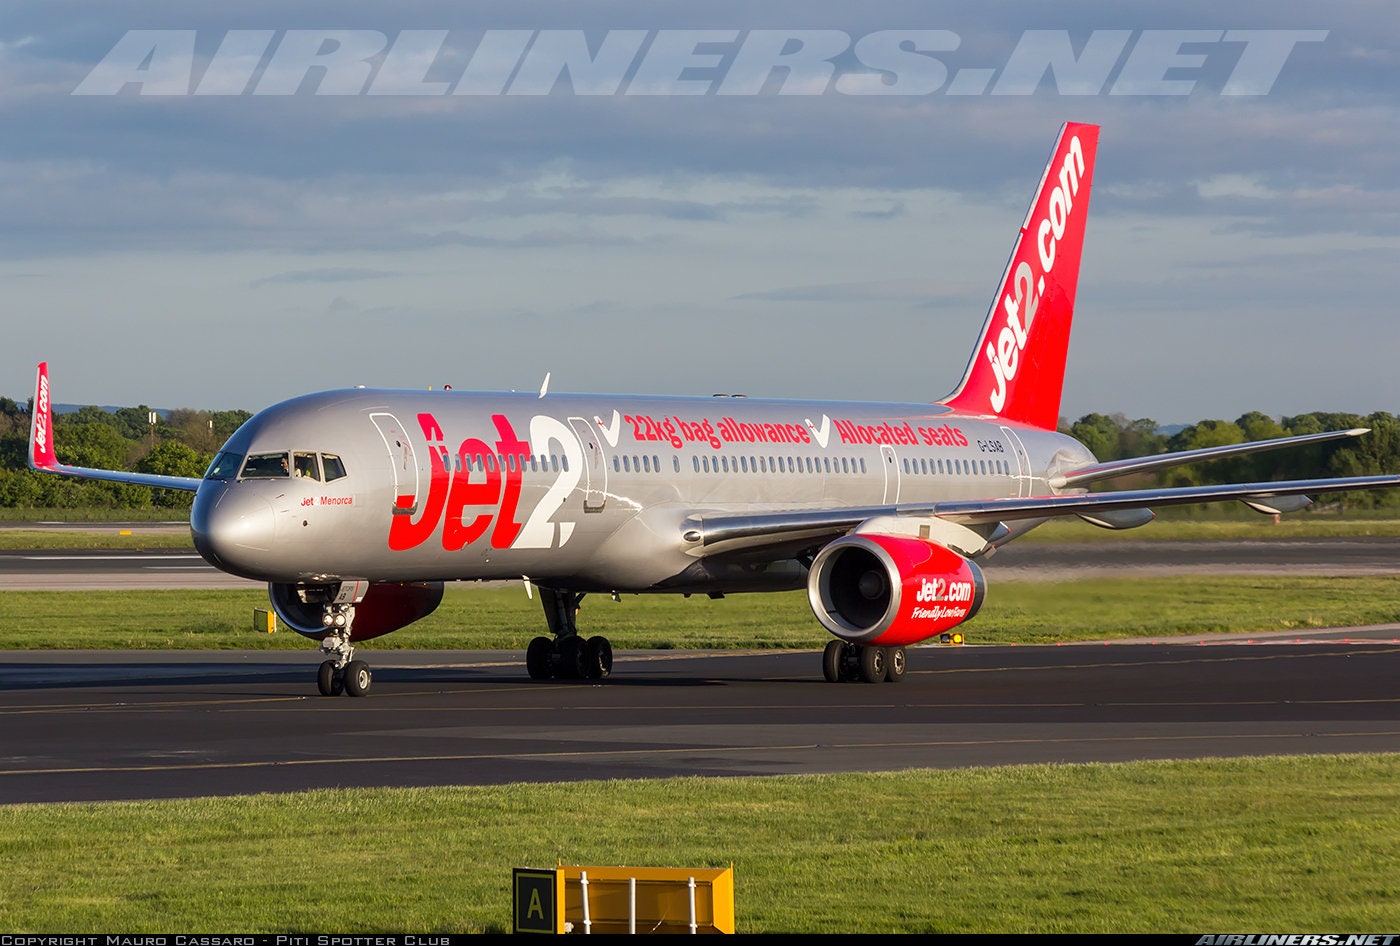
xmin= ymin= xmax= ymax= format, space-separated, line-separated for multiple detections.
xmin=316 ymin=602 xmax=373 ymax=697
xmin=317 ymin=656 xmax=373 ymax=697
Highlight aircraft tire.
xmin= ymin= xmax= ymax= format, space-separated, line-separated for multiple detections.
xmin=859 ymin=645 xmax=887 ymax=684
xmin=343 ymin=660 xmax=372 ymax=697
xmin=526 ymin=636 xmax=553 ymax=680
xmin=885 ymin=647 xmax=906 ymax=683
xmin=317 ymin=660 xmax=337 ymax=696
xmin=585 ymin=636 xmax=613 ymax=679
xmin=559 ymin=635 xmax=588 ymax=680
xmin=822 ymin=640 xmax=844 ymax=683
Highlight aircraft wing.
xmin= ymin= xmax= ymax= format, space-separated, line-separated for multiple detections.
xmin=1049 ymin=428 xmax=1371 ymax=489
xmin=683 ymin=473 xmax=1400 ymax=554
xmin=29 ymin=362 xmax=203 ymax=492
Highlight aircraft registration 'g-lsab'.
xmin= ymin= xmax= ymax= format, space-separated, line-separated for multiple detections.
xmin=29 ymin=122 xmax=1400 ymax=697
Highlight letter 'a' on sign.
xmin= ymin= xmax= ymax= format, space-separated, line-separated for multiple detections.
xmin=513 ymin=867 xmax=561 ymax=934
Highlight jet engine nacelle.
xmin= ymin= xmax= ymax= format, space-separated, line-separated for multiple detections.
xmin=269 ymin=580 xmax=445 ymax=642
xmin=807 ymin=534 xmax=986 ymax=647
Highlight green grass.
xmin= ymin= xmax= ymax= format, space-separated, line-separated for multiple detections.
xmin=1 ymin=754 xmax=1397 ymax=933
xmin=0 ymin=528 xmax=192 ymax=549
xmin=0 ymin=507 xmax=190 ymax=523
xmin=2 ymin=576 xmax=1398 ymax=651
xmin=4 ymin=523 xmax=1398 ymax=934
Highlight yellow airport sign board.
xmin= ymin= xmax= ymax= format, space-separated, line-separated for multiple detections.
xmin=514 ymin=864 xmax=734 ymax=934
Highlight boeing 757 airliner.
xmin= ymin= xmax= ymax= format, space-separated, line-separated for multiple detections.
xmin=29 ymin=122 xmax=1400 ymax=696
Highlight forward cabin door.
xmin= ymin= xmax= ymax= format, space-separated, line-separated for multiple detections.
xmin=371 ymin=413 xmax=422 ymax=515
xmin=568 ymin=416 xmax=608 ymax=512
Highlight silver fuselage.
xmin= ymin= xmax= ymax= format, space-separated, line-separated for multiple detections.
xmin=191 ymin=389 xmax=1093 ymax=592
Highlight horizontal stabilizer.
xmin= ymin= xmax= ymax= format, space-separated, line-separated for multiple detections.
xmin=1049 ymin=428 xmax=1370 ymax=490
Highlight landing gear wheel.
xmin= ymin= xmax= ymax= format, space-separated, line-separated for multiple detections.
xmin=535 ymin=588 xmax=611 ymax=684
xmin=526 ymin=636 xmax=553 ymax=680
xmin=343 ymin=659 xmax=372 ymax=697
xmin=822 ymin=640 xmax=844 ymax=683
xmin=558 ymin=635 xmax=588 ymax=680
xmin=317 ymin=660 xmax=339 ymax=697
xmin=885 ymin=647 xmax=906 ymax=683
xmin=584 ymin=636 xmax=613 ymax=679
xmin=858 ymin=645 xmax=887 ymax=684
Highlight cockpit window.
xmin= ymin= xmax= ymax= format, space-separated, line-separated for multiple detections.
xmin=209 ymin=450 xmax=343 ymax=481
xmin=205 ymin=451 xmax=242 ymax=480
xmin=322 ymin=454 xmax=347 ymax=481
xmin=241 ymin=452 xmax=290 ymax=478
xmin=293 ymin=452 xmax=321 ymax=481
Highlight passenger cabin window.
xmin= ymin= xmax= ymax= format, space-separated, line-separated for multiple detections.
xmin=241 ymin=452 xmax=290 ymax=478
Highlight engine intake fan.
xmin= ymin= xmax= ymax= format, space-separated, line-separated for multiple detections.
xmin=807 ymin=534 xmax=985 ymax=647
xmin=269 ymin=580 xmax=444 ymax=641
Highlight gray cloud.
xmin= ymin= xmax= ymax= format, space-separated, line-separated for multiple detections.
xmin=248 ymin=267 xmax=400 ymax=287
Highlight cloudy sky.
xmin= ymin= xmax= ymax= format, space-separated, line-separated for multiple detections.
xmin=2 ymin=1 xmax=1396 ymax=427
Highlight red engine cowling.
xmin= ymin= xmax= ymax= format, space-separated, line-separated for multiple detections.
xmin=269 ymin=580 xmax=445 ymax=642
xmin=807 ymin=534 xmax=986 ymax=647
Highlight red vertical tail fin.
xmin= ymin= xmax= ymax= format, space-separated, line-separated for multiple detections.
xmin=941 ymin=122 xmax=1099 ymax=431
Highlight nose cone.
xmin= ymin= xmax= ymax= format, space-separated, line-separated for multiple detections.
xmin=192 ymin=484 xmax=279 ymax=580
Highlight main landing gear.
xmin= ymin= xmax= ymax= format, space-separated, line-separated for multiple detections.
xmin=316 ymin=601 xmax=373 ymax=697
xmin=526 ymin=588 xmax=614 ymax=681
xmin=822 ymin=640 xmax=906 ymax=684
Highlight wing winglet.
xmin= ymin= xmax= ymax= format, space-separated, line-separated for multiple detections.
xmin=29 ymin=361 xmax=59 ymax=472
xmin=27 ymin=363 xmax=203 ymax=492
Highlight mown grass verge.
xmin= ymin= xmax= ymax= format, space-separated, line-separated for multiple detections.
xmin=2 ymin=576 xmax=1398 ymax=651
xmin=1 ymin=754 xmax=1397 ymax=933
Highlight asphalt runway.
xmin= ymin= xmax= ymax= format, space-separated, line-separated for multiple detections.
xmin=0 ymin=547 xmax=257 ymax=589
xmin=1 ymin=534 xmax=1399 ymax=804
xmin=3 ymin=633 xmax=1400 ymax=804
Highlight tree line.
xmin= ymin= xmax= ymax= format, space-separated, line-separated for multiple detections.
xmin=1066 ymin=410 xmax=1400 ymax=508
xmin=0 ymin=397 xmax=1396 ymax=511
xmin=0 ymin=397 xmax=250 ymax=509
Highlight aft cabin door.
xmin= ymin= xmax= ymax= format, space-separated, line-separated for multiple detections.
xmin=568 ymin=416 xmax=608 ymax=512
xmin=371 ymin=413 xmax=422 ymax=515
xmin=1000 ymin=425 xmax=1031 ymax=498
